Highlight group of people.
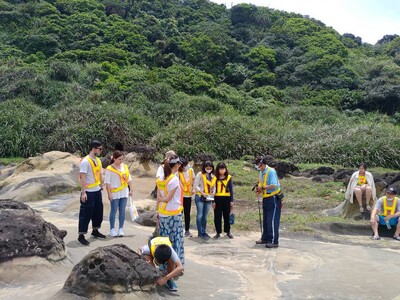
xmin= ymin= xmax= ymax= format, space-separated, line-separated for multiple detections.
xmin=345 ymin=163 xmax=400 ymax=241
xmin=78 ymin=140 xmax=400 ymax=292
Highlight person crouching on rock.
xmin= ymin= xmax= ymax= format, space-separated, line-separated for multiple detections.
xmin=105 ymin=150 xmax=133 ymax=238
xmin=370 ymin=186 xmax=400 ymax=241
xmin=78 ymin=140 xmax=106 ymax=246
xmin=138 ymin=236 xmax=183 ymax=292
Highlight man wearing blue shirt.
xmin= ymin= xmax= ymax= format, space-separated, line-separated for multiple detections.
xmin=254 ymin=157 xmax=282 ymax=248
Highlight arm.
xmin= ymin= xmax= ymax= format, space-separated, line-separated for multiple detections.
xmin=192 ymin=172 xmax=202 ymax=194
xmin=106 ymin=183 xmax=112 ymax=201
xmin=128 ymin=174 xmax=134 ymax=196
xmin=159 ymin=186 xmax=178 ymax=203
xmin=370 ymin=207 xmax=379 ymax=223
xmin=80 ymin=173 xmax=87 ymax=202
xmin=228 ymin=178 xmax=234 ymax=211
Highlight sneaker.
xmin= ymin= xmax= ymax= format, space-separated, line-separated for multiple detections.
xmin=109 ymin=228 xmax=117 ymax=237
xmin=213 ymin=233 xmax=220 ymax=239
xmin=185 ymin=231 xmax=192 ymax=237
xmin=255 ymin=239 xmax=267 ymax=244
xmin=91 ymin=229 xmax=106 ymax=239
xmin=118 ymin=228 xmax=124 ymax=237
xmin=266 ymin=243 xmax=279 ymax=248
xmin=165 ymin=279 xmax=178 ymax=292
xmin=226 ymin=233 xmax=234 ymax=239
xmin=77 ymin=235 xmax=90 ymax=246
xmin=204 ymin=233 xmax=211 ymax=239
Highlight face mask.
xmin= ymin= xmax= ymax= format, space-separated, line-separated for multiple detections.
xmin=185 ymin=165 xmax=190 ymax=171
xmin=206 ymin=169 xmax=212 ymax=174
xmin=254 ymin=165 xmax=260 ymax=171
xmin=387 ymin=197 xmax=394 ymax=201
xmin=94 ymin=152 xmax=100 ymax=157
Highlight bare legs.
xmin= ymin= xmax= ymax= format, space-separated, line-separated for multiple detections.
xmin=354 ymin=185 xmax=372 ymax=212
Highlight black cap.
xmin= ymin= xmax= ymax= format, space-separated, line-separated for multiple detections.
xmin=387 ymin=186 xmax=397 ymax=194
xmin=252 ymin=157 xmax=267 ymax=165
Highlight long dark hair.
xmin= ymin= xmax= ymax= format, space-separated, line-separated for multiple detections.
xmin=164 ymin=154 xmax=180 ymax=178
xmin=201 ymin=161 xmax=214 ymax=174
xmin=110 ymin=150 xmax=123 ymax=164
xmin=215 ymin=162 xmax=229 ymax=178
xmin=358 ymin=162 xmax=367 ymax=170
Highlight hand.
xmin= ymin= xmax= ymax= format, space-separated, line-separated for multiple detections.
xmin=212 ymin=202 xmax=216 ymax=209
xmin=80 ymin=192 xmax=87 ymax=202
xmin=384 ymin=216 xmax=391 ymax=222
xmin=156 ymin=276 xmax=168 ymax=286
xmin=129 ymin=190 xmax=133 ymax=196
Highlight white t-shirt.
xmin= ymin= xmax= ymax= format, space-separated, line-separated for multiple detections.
xmin=104 ymin=164 xmax=132 ymax=199
xmin=156 ymin=165 xmax=164 ymax=179
xmin=158 ymin=174 xmax=181 ymax=217
xmin=141 ymin=245 xmax=180 ymax=263
xmin=80 ymin=157 xmax=101 ymax=192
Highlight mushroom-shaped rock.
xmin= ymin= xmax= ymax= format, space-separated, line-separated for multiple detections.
xmin=63 ymin=244 xmax=161 ymax=297
xmin=0 ymin=200 xmax=67 ymax=262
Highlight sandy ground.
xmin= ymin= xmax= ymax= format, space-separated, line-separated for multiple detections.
xmin=2 ymin=177 xmax=400 ymax=300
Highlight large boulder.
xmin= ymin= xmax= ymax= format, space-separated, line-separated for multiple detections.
xmin=0 ymin=200 xmax=67 ymax=263
xmin=0 ymin=151 xmax=80 ymax=201
xmin=63 ymin=244 xmax=161 ymax=298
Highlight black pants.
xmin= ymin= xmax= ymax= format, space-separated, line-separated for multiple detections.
xmin=214 ymin=196 xmax=231 ymax=234
xmin=183 ymin=196 xmax=192 ymax=232
xmin=78 ymin=190 xmax=103 ymax=234
xmin=261 ymin=195 xmax=281 ymax=244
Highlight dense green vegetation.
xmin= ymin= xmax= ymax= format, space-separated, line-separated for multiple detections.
xmin=1 ymin=0 xmax=400 ymax=168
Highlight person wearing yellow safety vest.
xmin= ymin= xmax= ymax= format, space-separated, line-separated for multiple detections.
xmin=254 ymin=157 xmax=282 ymax=248
xmin=178 ymin=158 xmax=195 ymax=237
xmin=193 ymin=161 xmax=216 ymax=239
xmin=138 ymin=236 xmax=183 ymax=292
xmin=105 ymin=150 xmax=133 ymax=238
xmin=212 ymin=162 xmax=234 ymax=239
xmin=78 ymin=140 xmax=106 ymax=246
xmin=156 ymin=154 xmax=185 ymax=266
xmin=370 ymin=186 xmax=400 ymax=241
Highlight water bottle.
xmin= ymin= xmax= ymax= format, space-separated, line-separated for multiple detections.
xmin=386 ymin=221 xmax=391 ymax=229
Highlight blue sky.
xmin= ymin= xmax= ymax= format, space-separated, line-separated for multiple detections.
xmin=210 ymin=0 xmax=400 ymax=44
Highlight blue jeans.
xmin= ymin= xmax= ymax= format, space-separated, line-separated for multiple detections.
xmin=109 ymin=197 xmax=127 ymax=230
xmin=195 ymin=195 xmax=211 ymax=236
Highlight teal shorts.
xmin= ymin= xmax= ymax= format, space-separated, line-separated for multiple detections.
xmin=378 ymin=215 xmax=399 ymax=226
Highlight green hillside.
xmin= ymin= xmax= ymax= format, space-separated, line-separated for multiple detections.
xmin=1 ymin=0 xmax=400 ymax=167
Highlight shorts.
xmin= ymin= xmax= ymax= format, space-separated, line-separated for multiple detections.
xmin=378 ymin=215 xmax=399 ymax=226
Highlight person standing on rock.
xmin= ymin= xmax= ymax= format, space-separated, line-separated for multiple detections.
xmin=105 ymin=150 xmax=133 ymax=238
xmin=212 ymin=162 xmax=234 ymax=239
xmin=254 ymin=157 xmax=282 ymax=248
xmin=193 ymin=161 xmax=216 ymax=239
xmin=178 ymin=158 xmax=195 ymax=237
xmin=138 ymin=236 xmax=183 ymax=292
xmin=370 ymin=186 xmax=400 ymax=240
xmin=78 ymin=140 xmax=106 ymax=246
xmin=345 ymin=162 xmax=376 ymax=213
xmin=156 ymin=155 xmax=185 ymax=266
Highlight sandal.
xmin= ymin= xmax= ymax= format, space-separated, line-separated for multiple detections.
xmin=393 ymin=236 xmax=400 ymax=241
xmin=366 ymin=205 xmax=371 ymax=211
xmin=359 ymin=206 xmax=364 ymax=213
xmin=371 ymin=236 xmax=381 ymax=240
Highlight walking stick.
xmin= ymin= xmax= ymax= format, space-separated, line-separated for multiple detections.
xmin=257 ymin=193 xmax=262 ymax=234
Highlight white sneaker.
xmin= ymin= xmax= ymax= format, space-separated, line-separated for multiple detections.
xmin=109 ymin=228 xmax=117 ymax=237
xmin=118 ymin=228 xmax=124 ymax=237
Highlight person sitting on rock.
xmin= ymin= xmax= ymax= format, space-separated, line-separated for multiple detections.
xmin=370 ymin=186 xmax=400 ymax=240
xmin=138 ymin=236 xmax=183 ymax=292
xmin=345 ymin=163 xmax=376 ymax=213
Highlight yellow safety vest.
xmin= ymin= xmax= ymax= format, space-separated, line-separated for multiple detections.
xmin=179 ymin=169 xmax=194 ymax=197
xmin=156 ymin=174 xmax=183 ymax=216
xmin=106 ymin=164 xmax=130 ymax=193
xmin=84 ymin=156 xmax=102 ymax=189
xmin=383 ymin=196 xmax=398 ymax=216
xmin=258 ymin=167 xmax=280 ymax=198
xmin=196 ymin=173 xmax=215 ymax=195
xmin=149 ymin=237 xmax=172 ymax=257
xmin=214 ymin=175 xmax=232 ymax=197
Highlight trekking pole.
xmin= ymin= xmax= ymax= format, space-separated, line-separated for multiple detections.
xmin=257 ymin=193 xmax=262 ymax=234
xmin=252 ymin=183 xmax=262 ymax=234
